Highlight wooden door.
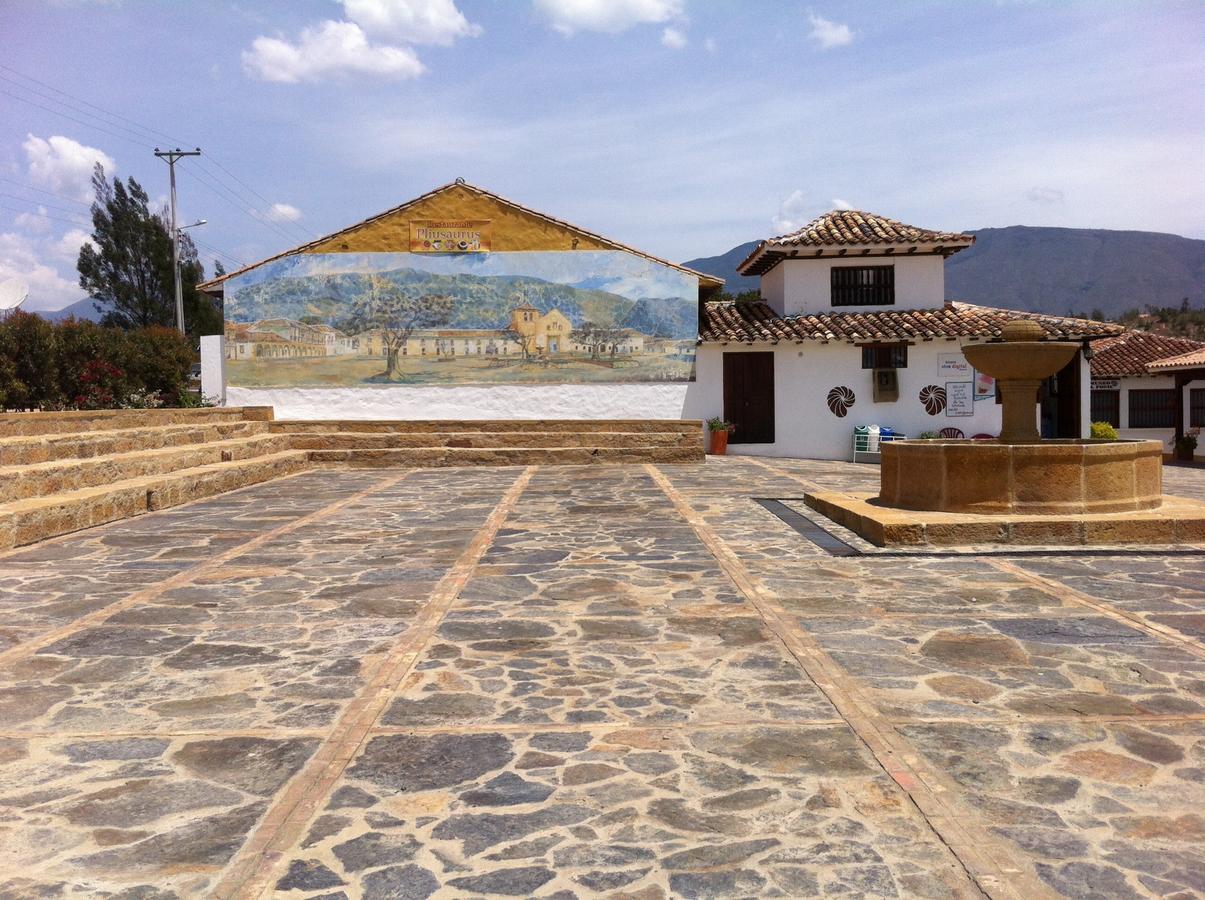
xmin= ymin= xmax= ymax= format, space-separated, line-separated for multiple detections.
xmin=723 ymin=352 xmax=775 ymax=443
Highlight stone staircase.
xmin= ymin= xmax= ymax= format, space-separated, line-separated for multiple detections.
xmin=0 ymin=407 xmax=306 ymax=551
xmin=0 ymin=410 xmax=702 ymax=549
xmin=272 ymin=419 xmax=702 ymax=467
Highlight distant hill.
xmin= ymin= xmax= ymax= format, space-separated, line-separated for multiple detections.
xmin=39 ymin=297 xmax=104 ymax=323
xmin=682 ymin=242 xmax=760 ymax=295
xmin=683 ymin=227 xmax=1205 ymax=318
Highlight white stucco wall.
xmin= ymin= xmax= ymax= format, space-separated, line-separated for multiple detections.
xmin=225 ymin=383 xmax=698 ymax=421
xmin=772 ymin=255 xmax=946 ymax=316
xmin=1105 ymin=373 xmax=1205 ymax=456
xmin=683 ymin=339 xmax=1008 ymax=460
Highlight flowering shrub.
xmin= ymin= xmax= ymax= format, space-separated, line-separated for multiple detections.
xmin=0 ymin=312 xmax=194 ymax=411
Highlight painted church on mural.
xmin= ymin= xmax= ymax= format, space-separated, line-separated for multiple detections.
xmin=198 ymin=179 xmax=1138 ymax=460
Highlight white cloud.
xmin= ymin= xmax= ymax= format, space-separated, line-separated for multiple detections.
xmin=23 ymin=135 xmax=115 ymax=202
xmin=703 ymin=37 xmax=717 ymax=53
xmin=535 ymin=0 xmax=684 ymax=35
xmin=832 ymin=197 xmax=853 ymax=210
xmin=0 ymin=231 xmax=83 ymax=311
xmin=772 ymin=189 xmax=814 ymax=234
xmin=14 ymin=207 xmax=52 ymax=234
xmin=807 ymin=12 xmax=853 ymax=49
xmin=1026 ymin=186 xmax=1065 ymax=204
xmin=261 ymin=202 xmax=302 ymax=222
xmin=341 ymin=0 xmax=481 ymax=45
xmin=242 ymin=20 xmax=426 ymax=83
xmin=51 ymin=228 xmax=97 ymax=264
xmin=661 ymin=27 xmax=687 ymax=49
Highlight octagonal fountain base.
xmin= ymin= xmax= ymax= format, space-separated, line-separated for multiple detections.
xmin=880 ymin=439 xmax=1164 ymax=515
xmin=802 ymin=439 xmax=1205 ymax=548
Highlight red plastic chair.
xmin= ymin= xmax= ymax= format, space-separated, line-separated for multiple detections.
xmin=971 ymin=433 xmax=995 ymax=440
xmin=939 ymin=427 xmax=965 ymax=439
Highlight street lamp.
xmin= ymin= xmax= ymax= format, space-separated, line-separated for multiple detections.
xmin=174 ymin=220 xmax=206 ymax=334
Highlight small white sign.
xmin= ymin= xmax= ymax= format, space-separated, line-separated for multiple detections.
xmin=946 ymin=381 xmax=974 ymax=417
xmin=1091 ymin=379 xmax=1120 ymax=391
xmin=938 ymin=353 xmax=972 ymax=377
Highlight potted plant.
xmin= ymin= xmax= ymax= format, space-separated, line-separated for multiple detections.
xmin=1172 ymin=429 xmax=1198 ymax=462
xmin=706 ymin=417 xmax=734 ymax=455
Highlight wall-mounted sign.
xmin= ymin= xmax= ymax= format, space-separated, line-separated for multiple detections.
xmin=938 ymin=353 xmax=972 ymax=377
xmin=1091 ymin=378 xmax=1120 ymax=391
xmin=409 ymin=220 xmax=492 ymax=253
xmin=974 ymin=371 xmax=996 ymax=401
xmin=945 ymin=381 xmax=974 ymax=417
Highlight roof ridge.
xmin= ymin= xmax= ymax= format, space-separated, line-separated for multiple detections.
xmin=198 ymin=180 xmax=722 ymax=292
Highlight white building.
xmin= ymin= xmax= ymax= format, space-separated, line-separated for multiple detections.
xmin=682 ymin=210 xmax=1122 ymax=459
xmin=1089 ymin=332 xmax=1205 ymax=456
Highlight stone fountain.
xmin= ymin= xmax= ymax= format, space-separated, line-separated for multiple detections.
xmin=879 ymin=320 xmax=1163 ymax=515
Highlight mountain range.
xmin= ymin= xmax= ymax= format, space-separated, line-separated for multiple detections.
xmin=226 ymin=268 xmax=699 ymax=338
xmin=682 ymin=226 xmax=1205 ymax=318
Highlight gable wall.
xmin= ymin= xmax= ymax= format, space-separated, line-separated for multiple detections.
xmin=304 ymin=184 xmax=614 ymax=254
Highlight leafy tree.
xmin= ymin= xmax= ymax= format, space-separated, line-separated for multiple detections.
xmin=713 ymin=289 xmax=762 ymax=304
xmin=76 ymin=163 xmax=220 ymax=339
xmin=571 ymin=321 xmax=623 ymax=359
xmin=341 ymin=275 xmax=453 ymax=379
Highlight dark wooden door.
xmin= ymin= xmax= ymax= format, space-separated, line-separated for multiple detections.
xmin=1041 ymin=352 xmax=1082 ymax=438
xmin=723 ymin=352 xmax=775 ymax=443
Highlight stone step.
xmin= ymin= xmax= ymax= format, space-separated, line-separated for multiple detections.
xmin=272 ymin=418 xmax=702 ymax=435
xmin=0 ymin=450 xmax=309 ymax=550
xmin=0 ymin=434 xmax=291 ymax=503
xmin=307 ymin=446 xmax=703 ymax=467
xmin=0 ymin=406 xmax=273 ymax=437
xmin=0 ymin=420 xmax=271 ymax=466
xmin=287 ymin=431 xmax=699 ymax=450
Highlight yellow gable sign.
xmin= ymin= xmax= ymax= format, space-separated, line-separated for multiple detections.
xmin=410 ymin=220 xmax=492 ymax=253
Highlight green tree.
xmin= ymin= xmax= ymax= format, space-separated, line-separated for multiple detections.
xmin=341 ymin=275 xmax=453 ymax=379
xmin=76 ymin=163 xmax=220 ymax=339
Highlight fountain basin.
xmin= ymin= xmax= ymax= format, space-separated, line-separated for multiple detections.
xmin=880 ymin=439 xmax=1163 ymax=515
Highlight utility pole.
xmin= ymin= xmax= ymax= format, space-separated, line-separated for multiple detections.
xmin=154 ymin=147 xmax=201 ymax=334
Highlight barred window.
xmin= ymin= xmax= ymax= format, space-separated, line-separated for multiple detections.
xmin=1090 ymin=390 xmax=1120 ymax=427
xmin=1128 ymin=389 xmax=1176 ymax=428
xmin=860 ymin=344 xmax=908 ymax=369
xmin=831 ymin=265 xmax=894 ymax=307
xmin=1191 ymin=388 xmax=1205 ymax=427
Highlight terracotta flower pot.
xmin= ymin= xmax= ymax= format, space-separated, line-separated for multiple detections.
xmin=709 ymin=430 xmax=729 ymax=455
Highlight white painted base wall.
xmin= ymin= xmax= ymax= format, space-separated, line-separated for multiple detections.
xmin=1110 ymin=374 xmax=1205 ymax=459
xmin=226 ymin=383 xmax=698 ymax=421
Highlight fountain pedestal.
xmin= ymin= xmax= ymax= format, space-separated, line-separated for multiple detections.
xmin=800 ymin=319 xmax=1205 ymax=546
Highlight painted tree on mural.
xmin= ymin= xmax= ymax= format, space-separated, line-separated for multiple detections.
xmin=341 ymin=276 xmax=453 ymax=379
xmin=571 ymin=321 xmax=625 ymax=360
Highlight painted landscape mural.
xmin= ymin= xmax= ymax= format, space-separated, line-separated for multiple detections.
xmin=223 ymin=251 xmax=700 ymax=387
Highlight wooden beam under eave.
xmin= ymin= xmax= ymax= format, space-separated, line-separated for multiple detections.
xmin=837 ymin=249 xmax=847 ymax=256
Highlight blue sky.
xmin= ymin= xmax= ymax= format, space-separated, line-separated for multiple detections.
xmin=1 ymin=0 xmax=1202 ymax=311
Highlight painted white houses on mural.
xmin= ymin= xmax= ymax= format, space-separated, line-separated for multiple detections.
xmin=1088 ymin=331 xmax=1205 ymax=456
xmin=681 ymin=210 xmax=1122 ymax=458
xmin=198 ymin=182 xmax=1126 ymax=460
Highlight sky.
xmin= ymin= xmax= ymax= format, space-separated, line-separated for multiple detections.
xmin=1 ymin=0 xmax=1202 ymax=311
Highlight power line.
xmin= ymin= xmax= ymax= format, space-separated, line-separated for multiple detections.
xmin=0 ymin=87 xmax=154 ymax=150
xmin=0 ymin=192 xmax=93 ymax=218
xmin=0 ymin=65 xmax=183 ymax=147
xmin=0 ymin=204 xmax=90 ymax=228
xmin=202 ymin=157 xmax=314 ymax=242
xmin=190 ymin=236 xmax=247 ymax=269
xmin=179 ymin=166 xmax=304 ymax=247
xmin=0 ymin=177 xmax=92 ymax=207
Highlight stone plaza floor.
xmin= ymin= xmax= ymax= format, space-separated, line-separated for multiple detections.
xmin=0 ymin=458 xmax=1202 ymax=899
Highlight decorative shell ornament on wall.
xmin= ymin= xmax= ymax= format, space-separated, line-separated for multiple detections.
xmin=920 ymin=384 xmax=947 ymax=416
xmin=826 ymin=386 xmax=855 ymax=417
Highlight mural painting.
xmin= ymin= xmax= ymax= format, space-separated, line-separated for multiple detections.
xmin=223 ymin=251 xmax=699 ymax=387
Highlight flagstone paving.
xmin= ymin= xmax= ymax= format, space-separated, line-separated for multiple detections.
xmin=0 ymin=460 xmax=1201 ymax=899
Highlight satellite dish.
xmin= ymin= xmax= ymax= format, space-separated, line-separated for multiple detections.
xmin=0 ymin=278 xmax=29 ymax=314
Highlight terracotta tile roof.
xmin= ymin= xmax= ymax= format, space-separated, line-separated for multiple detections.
xmin=1089 ymin=332 xmax=1205 ymax=377
xmin=772 ymin=209 xmax=973 ymax=248
xmin=699 ymin=300 xmax=1125 ymax=344
xmin=738 ymin=210 xmax=974 ymax=275
xmin=1146 ymin=345 xmax=1205 ymax=372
